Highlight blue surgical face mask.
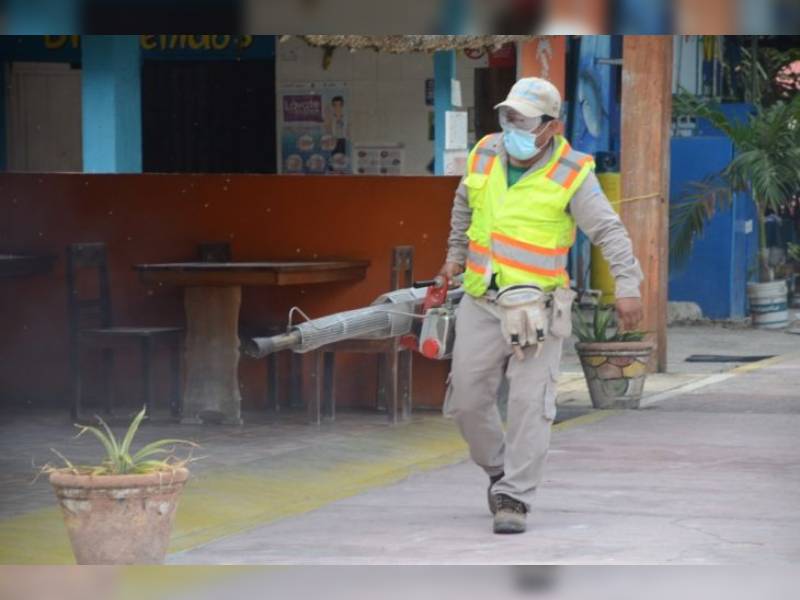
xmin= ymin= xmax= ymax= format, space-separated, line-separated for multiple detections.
xmin=502 ymin=128 xmax=541 ymax=161
xmin=498 ymin=108 xmax=545 ymax=160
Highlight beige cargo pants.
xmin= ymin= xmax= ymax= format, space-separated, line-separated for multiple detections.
xmin=443 ymin=293 xmax=563 ymax=509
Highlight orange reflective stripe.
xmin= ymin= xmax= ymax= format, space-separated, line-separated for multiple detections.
xmin=546 ymin=143 xmax=571 ymax=179
xmin=469 ymin=149 xmax=483 ymax=174
xmin=562 ymin=168 xmax=579 ymax=189
xmin=477 ymin=155 xmax=496 ymax=175
xmin=492 ymin=254 xmax=568 ymax=278
xmin=466 ymin=240 xmax=490 ymax=275
xmin=466 ymin=259 xmax=487 ymax=275
xmin=491 ymin=232 xmax=569 ymax=256
xmin=547 ymin=143 xmax=592 ymax=188
xmin=469 ymin=240 xmax=490 ymax=255
xmin=561 ymin=155 xmax=592 ymax=188
xmin=469 ymin=137 xmax=498 ymax=175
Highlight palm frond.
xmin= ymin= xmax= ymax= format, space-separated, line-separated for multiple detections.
xmin=669 ymin=177 xmax=732 ymax=269
xmin=789 ymin=243 xmax=800 ymax=263
xmin=669 ymin=89 xmax=800 ymax=280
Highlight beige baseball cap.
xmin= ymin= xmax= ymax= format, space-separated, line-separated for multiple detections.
xmin=495 ymin=77 xmax=562 ymax=119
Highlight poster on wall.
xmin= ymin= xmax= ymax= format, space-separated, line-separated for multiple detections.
xmin=353 ymin=144 xmax=405 ymax=175
xmin=278 ymin=81 xmax=351 ymax=175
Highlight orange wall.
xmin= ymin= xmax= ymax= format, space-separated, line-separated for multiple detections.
xmin=0 ymin=174 xmax=459 ymax=413
xmin=517 ymin=37 xmax=567 ymax=95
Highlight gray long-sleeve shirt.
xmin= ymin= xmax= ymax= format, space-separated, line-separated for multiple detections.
xmin=446 ymin=138 xmax=643 ymax=299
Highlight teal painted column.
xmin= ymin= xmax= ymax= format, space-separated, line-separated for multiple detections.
xmin=433 ymin=0 xmax=467 ymax=175
xmin=81 ymin=35 xmax=142 ymax=173
xmin=433 ymin=51 xmax=456 ymax=176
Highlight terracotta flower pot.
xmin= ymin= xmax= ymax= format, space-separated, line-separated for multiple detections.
xmin=575 ymin=341 xmax=654 ymax=409
xmin=49 ymin=468 xmax=189 ymax=565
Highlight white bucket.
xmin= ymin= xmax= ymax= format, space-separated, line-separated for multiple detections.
xmin=747 ymin=280 xmax=789 ymax=329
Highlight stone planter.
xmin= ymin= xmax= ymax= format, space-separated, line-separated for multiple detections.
xmin=49 ymin=468 xmax=189 ymax=564
xmin=575 ymin=341 xmax=654 ymax=409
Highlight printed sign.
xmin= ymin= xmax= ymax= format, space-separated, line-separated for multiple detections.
xmin=277 ymin=82 xmax=351 ymax=175
xmin=353 ymin=144 xmax=405 ymax=175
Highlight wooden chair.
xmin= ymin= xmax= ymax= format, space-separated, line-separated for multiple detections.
xmin=67 ymin=243 xmax=183 ymax=421
xmin=310 ymin=246 xmax=414 ymax=425
xmin=197 ymin=242 xmax=302 ymax=413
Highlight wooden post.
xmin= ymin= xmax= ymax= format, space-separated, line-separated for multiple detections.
xmin=620 ymin=35 xmax=673 ymax=373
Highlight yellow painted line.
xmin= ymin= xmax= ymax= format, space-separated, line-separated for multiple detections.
xmin=0 ymin=407 xmax=620 ymax=565
xmin=729 ymin=351 xmax=800 ymax=374
xmin=554 ymin=409 xmax=619 ymax=432
xmin=115 ymin=566 xmax=276 ymax=600
xmin=0 ymin=417 xmax=467 ymax=565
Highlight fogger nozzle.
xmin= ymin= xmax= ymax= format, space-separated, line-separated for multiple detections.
xmin=242 ymin=331 xmax=301 ymax=359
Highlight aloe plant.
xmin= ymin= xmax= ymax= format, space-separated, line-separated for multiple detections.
xmin=572 ymin=304 xmax=646 ymax=344
xmin=48 ymin=407 xmax=198 ymax=476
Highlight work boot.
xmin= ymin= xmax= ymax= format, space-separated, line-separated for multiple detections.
xmin=493 ymin=494 xmax=527 ymax=534
xmin=487 ymin=472 xmax=504 ymax=515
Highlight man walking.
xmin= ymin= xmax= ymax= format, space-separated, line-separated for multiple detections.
xmin=439 ymin=77 xmax=644 ymax=534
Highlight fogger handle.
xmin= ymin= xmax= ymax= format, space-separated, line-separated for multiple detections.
xmin=413 ymin=276 xmax=446 ymax=289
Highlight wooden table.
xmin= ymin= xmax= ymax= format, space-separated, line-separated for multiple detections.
xmin=136 ymin=261 xmax=370 ymax=425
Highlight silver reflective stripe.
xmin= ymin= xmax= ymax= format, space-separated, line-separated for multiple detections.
xmin=491 ymin=237 xmax=567 ymax=273
xmin=548 ymin=162 xmax=574 ymax=186
xmin=559 ymin=155 xmax=582 ymax=171
xmin=468 ymin=247 xmax=490 ymax=268
xmin=468 ymin=243 xmax=493 ymax=286
xmin=473 ymin=155 xmax=494 ymax=174
xmin=472 ymin=144 xmax=498 ymax=174
xmin=548 ymin=147 xmax=591 ymax=186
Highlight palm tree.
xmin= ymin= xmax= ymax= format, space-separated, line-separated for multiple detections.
xmin=670 ymin=91 xmax=800 ymax=282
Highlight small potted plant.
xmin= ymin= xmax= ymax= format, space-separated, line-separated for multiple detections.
xmin=572 ymin=304 xmax=654 ymax=409
xmin=44 ymin=407 xmax=197 ymax=565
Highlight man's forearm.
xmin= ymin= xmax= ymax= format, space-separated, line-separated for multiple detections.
xmin=570 ymin=173 xmax=643 ymax=298
xmin=446 ymin=178 xmax=472 ymax=266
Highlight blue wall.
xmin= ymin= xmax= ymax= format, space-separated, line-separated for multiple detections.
xmin=669 ymin=135 xmax=759 ymax=319
xmin=566 ymin=35 xmax=619 ymax=287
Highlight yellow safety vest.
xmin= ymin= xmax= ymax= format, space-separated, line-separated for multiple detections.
xmin=463 ymin=133 xmax=595 ymax=297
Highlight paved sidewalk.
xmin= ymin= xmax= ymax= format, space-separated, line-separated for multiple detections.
xmin=1 ymin=325 xmax=798 ymax=564
xmin=170 ymin=354 xmax=800 ymax=564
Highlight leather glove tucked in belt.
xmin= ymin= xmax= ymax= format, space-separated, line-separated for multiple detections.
xmin=495 ymin=284 xmax=549 ymax=360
